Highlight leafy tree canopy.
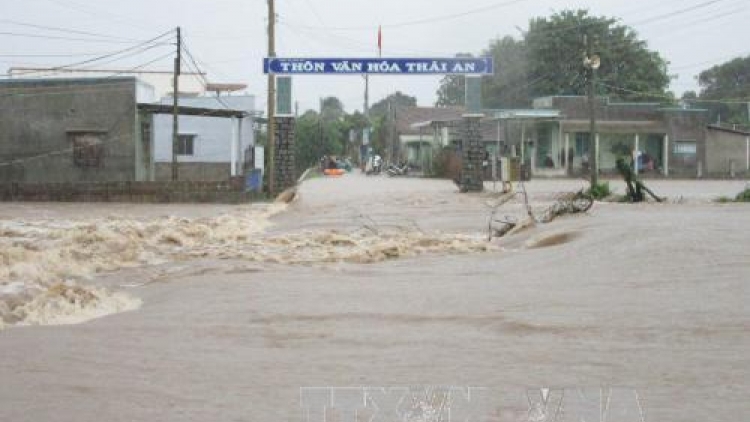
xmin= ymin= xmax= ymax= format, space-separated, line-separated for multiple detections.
xmin=320 ymin=96 xmax=345 ymax=122
xmin=695 ymin=55 xmax=750 ymax=124
xmin=370 ymin=91 xmax=417 ymax=119
xmin=435 ymin=9 xmax=671 ymax=107
xmin=294 ymin=109 xmax=345 ymax=172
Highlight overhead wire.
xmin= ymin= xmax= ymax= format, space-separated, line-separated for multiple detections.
xmin=0 ymin=19 xmax=146 ymax=42
xmin=280 ymin=0 xmax=532 ymax=31
xmin=598 ymin=81 xmax=750 ymax=104
xmin=5 ymin=29 xmax=175 ymax=78
xmin=42 ymin=0 xmax=155 ymax=32
xmin=0 ymin=52 xmax=176 ymax=101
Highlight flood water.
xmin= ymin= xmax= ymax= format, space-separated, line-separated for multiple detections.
xmin=1 ymin=174 xmax=748 ymax=421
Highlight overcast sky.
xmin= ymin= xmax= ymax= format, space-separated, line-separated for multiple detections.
xmin=3 ymin=0 xmax=749 ymax=114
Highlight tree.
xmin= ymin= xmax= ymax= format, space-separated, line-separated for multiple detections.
xmin=294 ymin=110 xmax=345 ymax=172
xmin=525 ymin=10 xmax=670 ymax=101
xmin=435 ymin=53 xmax=473 ymax=107
xmin=480 ymin=36 xmax=529 ymax=109
xmin=339 ymin=111 xmax=370 ymax=158
xmin=696 ymin=55 xmax=750 ymax=124
xmin=320 ymin=96 xmax=345 ymax=122
xmin=435 ymin=10 xmax=672 ymax=106
xmin=682 ymin=90 xmax=698 ymax=101
xmin=370 ymin=91 xmax=417 ymax=119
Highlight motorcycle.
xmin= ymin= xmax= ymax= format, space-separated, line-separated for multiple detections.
xmin=386 ymin=162 xmax=410 ymax=177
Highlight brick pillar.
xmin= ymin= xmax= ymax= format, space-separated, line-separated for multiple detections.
xmin=459 ymin=115 xmax=484 ymax=192
xmin=273 ymin=116 xmax=297 ymax=191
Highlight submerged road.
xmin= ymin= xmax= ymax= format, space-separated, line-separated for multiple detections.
xmin=1 ymin=174 xmax=749 ymax=421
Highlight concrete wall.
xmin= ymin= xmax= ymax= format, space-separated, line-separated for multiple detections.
xmin=705 ymin=128 xmax=750 ymax=177
xmin=152 ymin=95 xmax=255 ymax=182
xmin=154 ymin=163 xmax=230 ymax=182
xmin=0 ymin=78 xmax=139 ymax=183
xmin=0 ymin=181 xmax=264 ymax=203
xmin=663 ymin=110 xmax=707 ymax=177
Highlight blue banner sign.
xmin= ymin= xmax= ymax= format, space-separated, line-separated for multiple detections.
xmin=263 ymin=57 xmax=493 ymax=75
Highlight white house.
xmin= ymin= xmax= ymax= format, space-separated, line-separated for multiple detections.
xmin=152 ymin=95 xmax=257 ymax=181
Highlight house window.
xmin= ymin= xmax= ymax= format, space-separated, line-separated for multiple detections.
xmin=575 ymin=133 xmax=591 ymax=156
xmin=673 ymin=141 xmax=697 ymax=155
xmin=70 ymin=132 xmax=105 ymax=168
xmin=177 ymin=134 xmax=195 ymax=156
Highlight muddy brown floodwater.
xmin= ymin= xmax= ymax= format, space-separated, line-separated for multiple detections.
xmin=1 ymin=174 xmax=748 ymax=421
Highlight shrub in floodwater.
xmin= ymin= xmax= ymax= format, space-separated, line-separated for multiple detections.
xmin=715 ymin=196 xmax=734 ymax=203
xmin=735 ymin=188 xmax=750 ymax=202
xmin=586 ymin=181 xmax=611 ymax=200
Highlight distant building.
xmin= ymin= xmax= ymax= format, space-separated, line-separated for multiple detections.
xmin=404 ymin=96 xmax=748 ymax=178
xmin=704 ymin=125 xmax=750 ymax=177
xmin=0 ymin=77 xmax=256 ymax=184
xmin=151 ymin=95 xmax=257 ymax=181
xmin=394 ymin=106 xmax=465 ymax=170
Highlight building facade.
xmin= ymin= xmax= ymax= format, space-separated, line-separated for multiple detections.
xmin=0 ymin=77 xmax=150 ymax=183
xmin=401 ymin=97 xmax=749 ymax=179
xmin=0 ymin=77 xmax=256 ymax=184
xmin=151 ymin=95 xmax=256 ymax=181
xmin=508 ymin=96 xmax=709 ymax=177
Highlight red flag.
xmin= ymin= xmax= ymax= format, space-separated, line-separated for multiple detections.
xmin=377 ymin=25 xmax=382 ymax=56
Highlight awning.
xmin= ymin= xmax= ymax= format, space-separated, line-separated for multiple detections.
xmin=137 ymin=103 xmax=248 ymax=119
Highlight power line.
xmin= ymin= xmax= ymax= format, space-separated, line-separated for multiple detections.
xmin=649 ymin=6 xmax=749 ymax=42
xmin=598 ymin=81 xmax=750 ymax=104
xmin=0 ymin=19 xmax=145 ymax=42
xmin=302 ymin=0 xmax=327 ymax=28
xmin=280 ymin=0 xmax=531 ymax=31
xmin=43 ymin=0 xmax=155 ymax=32
xmin=180 ymin=38 xmax=239 ymax=112
xmin=0 ymin=31 xmax=160 ymax=44
xmin=5 ymin=30 xmax=175 ymax=78
xmin=0 ymin=51 xmax=175 ymax=97
xmin=671 ymin=51 xmax=750 ymax=71
xmin=0 ymin=52 xmax=115 ymax=58
xmin=276 ymin=0 xmax=739 ymax=60
xmin=629 ymin=0 xmax=727 ymax=25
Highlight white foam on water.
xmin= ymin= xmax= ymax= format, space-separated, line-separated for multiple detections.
xmin=0 ymin=200 xmax=498 ymax=329
xmin=0 ymin=203 xmax=286 ymax=329
xmin=197 ymin=229 xmax=497 ymax=265
xmin=1 ymin=282 xmax=142 ymax=328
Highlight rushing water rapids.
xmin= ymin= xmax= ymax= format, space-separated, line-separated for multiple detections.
xmin=0 ymin=204 xmax=284 ymax=328
xmin=0 ymin=200 xmax=497 ymax=328
xmin=1 ymin=176 xmax=749 ymax=422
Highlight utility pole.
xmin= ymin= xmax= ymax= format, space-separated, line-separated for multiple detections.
xmin=364 ymin=75 xmax=370 ymax=137
xmin=585 ymin=34 xmax=599 ymax=187
xmin=171 ymin=26 xmax=181 ymax=181
xmin=390 ymin=97 xmax=397 ymax=164
xmin=364 ymin=76 xmax=369 ymax=119
xmin=267 ymin=0 xmax=276 ymax=195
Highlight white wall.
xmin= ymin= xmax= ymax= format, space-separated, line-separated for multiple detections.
xmin=136 ymin=80 xmax=157 ymax=103
xmin=153 ymin=95 xmax=256 ymax=174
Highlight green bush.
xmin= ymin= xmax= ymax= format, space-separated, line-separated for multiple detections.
xmin=735 ymin=188 xmax=750 ymax=202
xmin=715 ymin=196 xmax=734 ymax=203
xmin=586 ymin=181 xmax=611 ymax=200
